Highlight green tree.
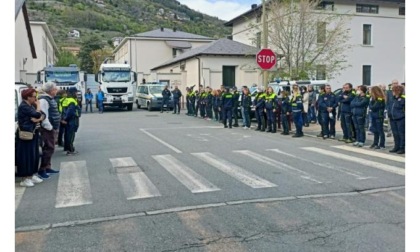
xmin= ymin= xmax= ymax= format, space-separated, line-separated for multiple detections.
xmin=55 ymin=50 xmax=80 ymax=67
xmin=78 ymin=35 xmax=104 ymax=73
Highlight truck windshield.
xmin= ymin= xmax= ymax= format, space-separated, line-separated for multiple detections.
xmin=102 ymin=71 xmax=131 ymax=82
xmin=149 ymin=86 xmax=165 ymax=94
xmin=45 ymin=71 xmax=79 ymax=84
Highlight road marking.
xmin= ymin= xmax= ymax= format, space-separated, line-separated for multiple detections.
xmin=153 ymin=155 xmax=220 ymax=193
xmin=110 ymin=157 xmax=161 ymax=200
xmin=55 ymin=161 xmax=93 ymax=208
xmin=332 ymin=145 xmax=405 ymax=163
xmin=234 ymin=150 xmax=324 ymax=184
xmin=267 ymin=149 xmax=373 ymax=180
xmin=140 ymin=129 xmax=182 ymax=153
xmin=302 ymin=147 xmax=405 ymax=176
xmin=140 ymin=126 xmax=221 ymax=130
xmin=15 ymin=185 xmax=25 ymax=211
xmin=191 ymin=152 xmax=277 ymax=189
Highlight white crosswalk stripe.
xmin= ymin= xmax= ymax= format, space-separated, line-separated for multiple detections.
xmin=191 ymin=152 xmax=277 ymax=189
xmin=332 ymin=145 xmax=405 ymax=163
xmin=234 ymin=150 xmax=324 ymax=184
xmin=267 ymin=149 xmax=373 ymax=180
xmin=302 ymin=147 xmax=405 ymax=176
xmin=110 ymin=157 xmax=161 ymax=200
xmin=55 ymin=161 xmax=93 ymax=208
xmin=153 ymin=155 xmax=220 ymax=193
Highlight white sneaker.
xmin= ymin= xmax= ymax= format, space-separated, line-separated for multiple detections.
xmin=20 ymin=178 xmax=34 ymax=187
xmin=31 ymin=175 xmax=43 ymax=184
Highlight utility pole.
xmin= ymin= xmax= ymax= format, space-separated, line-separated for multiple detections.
xmin=262 ymin=0 xmax=269 ymax=88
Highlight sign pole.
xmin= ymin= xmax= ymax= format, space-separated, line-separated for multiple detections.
xmin=262 ymin=0 xmax=268 ymax=89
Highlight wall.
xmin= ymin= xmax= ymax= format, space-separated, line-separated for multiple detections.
xmin=30 ymin=24 xmax=55 ymax=74
xmin=15 ymin=10 xmax=34 ymax=82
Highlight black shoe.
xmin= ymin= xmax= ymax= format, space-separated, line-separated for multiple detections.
xmin=224 ymin=125 xmax=228 ymax=128
xmin=271 ymin=130 xmax=276 ymax=133
xmin=266 ymin=129 xmax=272 ymax=133
xmin=292 ymin=134 xmax=302 ymax=138
xmin=255 ymin=128 xmax=261 ymax=131
xmin=233 ymin=124 xmax=239 ymax=127
xmin=369 ymin=144 xmax=376 ymax=149
xmin=229 ymin=126 xmax=232 ymax=129
xmin=396 ymin=149 xmax=405 ymax=154
xmin=374 ymin=146 xmax=380 ymax=149
xmin=389 ymin=148 xmax=399 ymax=153
xmin=260 ymin=128 xmax=265 ymax=132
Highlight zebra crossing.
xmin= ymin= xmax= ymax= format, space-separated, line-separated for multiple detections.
xmin=16 ymin=145 xmax=405 ymax=211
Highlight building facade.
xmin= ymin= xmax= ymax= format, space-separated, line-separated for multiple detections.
xmin=225 ymin=0 xmax=405 ymax=89
xmin=112 ymin=28 xmax=215 ymax=83
xmin=30 ymin=22 xmax=58 ymax=75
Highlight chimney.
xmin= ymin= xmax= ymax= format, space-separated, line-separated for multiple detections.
xmin=160 ymin=27 xmax=164 ymax=32
xmin=251 ymin=4 xmax=257 ymax=9
xmin=173 ymin=27 xmax=177 ymax=32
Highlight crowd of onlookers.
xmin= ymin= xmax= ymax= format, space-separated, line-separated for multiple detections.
xmin=175 ymin=80 xmax=405 ymax=154
xmin=15 ymin=82 xmax=82 ymax=187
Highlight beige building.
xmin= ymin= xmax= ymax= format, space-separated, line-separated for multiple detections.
xmin=15 ymin=0 xmax=36 ymax=83
xmin=29 ymin=22 xmax=59 ymax=76
xmin=112 ymin=28 xmax=215 ymax=84
xmin=151 ymin=38 xmax=260 ymax=92
xmin=225 ymin=0 xmax=405 ymax=89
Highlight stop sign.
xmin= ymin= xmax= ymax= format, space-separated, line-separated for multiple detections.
xmin=256 ymin=49 xmax=277 ymax=70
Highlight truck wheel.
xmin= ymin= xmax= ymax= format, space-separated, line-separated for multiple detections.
xmin=127 ymin=104 xmax=133 ymax=111
xmin=136 ymin=100 xmax=141 ymax=109
xmin=147 ymin=102 xmax=152 ymax=111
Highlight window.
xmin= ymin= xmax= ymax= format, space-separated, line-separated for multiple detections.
xmin=317 ymin=1 xmax=334 ymax=11
xmin=317 ymin=22 xmax=326 ymax=43
xmin=363 ymin=24 xmax=371 ymax=45
xmin=363 ymin=65 xmax=371 ymax=86
xmin=356 ymin=4 xmax=379 ymax=14
xmin=172 ymin=48 xmax=177 ymax=58
xmin=399 ymin=7 xmax=405 ymax=16
xmin=256 ymin=32 xmax=262 ymax=49
xmin=316 ymin=65 xmax=326 ymax=80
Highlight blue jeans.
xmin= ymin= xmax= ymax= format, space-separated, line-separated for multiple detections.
xmin=242 ymin=107 xmax=250 ymax=127
xmin=173 ymin=99 xmax=180 ymax=113
xmin=85 ymin=100 xmax=93 ymax=112
xmin=97 ymin=100 xmax=104 ymax=112
xmin=308 ymin=106 xmax=316 ymax=122
xmin=223 ymin=107 xmax=232 ymax=126
xmin=281 ymin=114 xmax=289 ymax=133
xmin=371 ymin=117 xmax=385 ymax=147
xmin=321 ymin=112 xmax=336 ymax=137
xmin=352 ymin=115 xmax=366 ymax=143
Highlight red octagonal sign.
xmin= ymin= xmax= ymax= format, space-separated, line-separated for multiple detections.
xmin=256 ymin=48 xmax=277 ymax=70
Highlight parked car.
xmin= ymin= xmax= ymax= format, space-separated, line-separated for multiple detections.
xmin=135 ymin=83 xmax=174 ymax=111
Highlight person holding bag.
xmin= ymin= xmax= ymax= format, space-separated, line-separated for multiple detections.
xmin=16 ymin=88 xmax=45 ymax=187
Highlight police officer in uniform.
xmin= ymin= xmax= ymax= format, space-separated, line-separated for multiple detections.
xmin=221 ymin=87 xmax=234 ymax=128
xmin=290 ymin=84 xmax=304 ymax=137
xmin=264 ymin=86 xmax=278 ymax=133
xmin=232 ymin=86 xmax=240 ymax=127
xmin=62 ymin=88 xmax=81 ymax=155
xmin=254 ymin=88 xmax=266 ymax=131
xmin=338 ymin=83 xmax=356 ymax=143
xmin=388 ymin=85 xmax=405 ymax=154
xmin=161 ymin=85 xmax=171 ymax=113
xmin=171 ymin=85 xmax=182 ymax=114
xmin=319 ymin=84 xmax=338 ymax=139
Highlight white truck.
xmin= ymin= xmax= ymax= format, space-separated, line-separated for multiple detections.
xmin=36 ymin=64 xmax=84 ymax=103
xmin=95 ymin=63 xmax=137 ymax=111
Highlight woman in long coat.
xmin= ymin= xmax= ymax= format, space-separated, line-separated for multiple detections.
xmin=16 ymin=88 xmax=45 ymax=187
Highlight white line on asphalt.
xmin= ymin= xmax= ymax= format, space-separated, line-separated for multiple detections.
xmin=140 ymin=126 xmax=221 ymax=130
xmin=153 ymin=155 xmax=220 ymax=193
xmin=191 ymin=152 xmax=277 ymax=189
xmin=267 ymin=149 xmax=373 ymax=180
xmin=332 ymin=145 xmax=405 ymax=163
xmin=110 ymin=157 xmax=162 ymax=200
xmin=234 ymin=150 xmax=324 ymax=184
xmin=55 ymin=161 xmax=93 ymax=208
xmin=15 ymin=185 xmax=25 ymax=211
xmin=140 ymin=129 xmax=182 ymax=153
xmin=302 ymin=147 xmax=405 ymax=176
xmin=117 ymin=172 xmax=161 ymax=200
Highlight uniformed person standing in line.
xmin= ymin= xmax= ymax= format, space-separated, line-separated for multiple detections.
xmin=205 ymin=86 xmax=213 ymax=120
xmin=264 ymin=86 xmax=278 ymax=133
xmin=319 ymin=84 xmax=338 ymax=139
xmin=280 ymin=91 xmax=291 ymax=135
xmin=57 ymin=90 xmax=68 ymax=147
xmin=254 ymin=88 xmax=266 ymax=131
xmin=232 ymin=86 xmax=240 ymax=127
xmin=161 ymin=85 xmax=171 ymax=113
xmin=187 ymin=87 xmax=196 ymax=116
xmin=316 ymin=85 xmax=326 ymax=137
xmin=185 ymin=87 xmax=190 ymax=115
xmin=290 ymin=84 xmax=304 ymax=137
xmin=218 ymin=86 xmax=226 ymax=123
xmin=62 ymin=88 xmax=81 ymax=155
xmin=220 ymin=87 xmax=234 ymax=128
xmin=199 ymin=88 xmax=207 ymax=118
xmin=171 ymin=85 xmax=182 ymax=114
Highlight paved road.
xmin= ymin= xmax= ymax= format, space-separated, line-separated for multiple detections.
xmin=15 ymin=107 xmax=405 ymax=252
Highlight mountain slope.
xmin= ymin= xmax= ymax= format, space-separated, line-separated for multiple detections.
xmin=26 ymin=0 xmax=232 ymax=48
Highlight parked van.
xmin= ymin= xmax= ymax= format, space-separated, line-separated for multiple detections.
xmin=135 ymin=83 xmax=174 ymax=111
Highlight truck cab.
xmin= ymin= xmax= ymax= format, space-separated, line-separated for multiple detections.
xmin=95 ymin=63 xmax=137 ymax=111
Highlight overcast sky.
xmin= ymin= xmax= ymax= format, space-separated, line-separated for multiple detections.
xmin=177 ymin=0 xmax=258 ymax=21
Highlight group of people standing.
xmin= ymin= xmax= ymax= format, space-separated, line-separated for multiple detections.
xmin=16 ymin=82 xmax=81 ymax=187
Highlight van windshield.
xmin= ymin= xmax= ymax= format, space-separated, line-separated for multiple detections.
xmin=149 ymin=86 xmax=165 ymax=94
xmin=102 ymin=70 xmax=131 ymax=82
xmin=45 ymin=71 xmax=79 ymax=84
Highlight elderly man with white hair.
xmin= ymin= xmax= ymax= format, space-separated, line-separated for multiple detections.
xmin=38 ymin=82 xmax=60 ymax=179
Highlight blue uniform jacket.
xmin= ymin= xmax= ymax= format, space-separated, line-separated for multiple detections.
xmin=369 ymin=98 xmax=385 ymax=119
xmin=290 ymin=94 xmax=303 ymax=112
xmin=319 ymin=93 xmax=338 ymax=113
xmin=172 ymin=89 xmax=182 ymax=100
xmin=222 ymin=92 xmax=234 ymax=108
xmin=350 ymin=95 xmax=369 ymax=117
xmin=338 ymin=90 xmax=355 ymax=113
xmin=281 ymin=97 xmax=291 ymax=114
xmin=388 ymin=95 xmax=405 ymax=120
xmin=254 ymin=93 xmax=265 ymax=110
xmin=162 ymin=89 xmax=171 ymax=100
